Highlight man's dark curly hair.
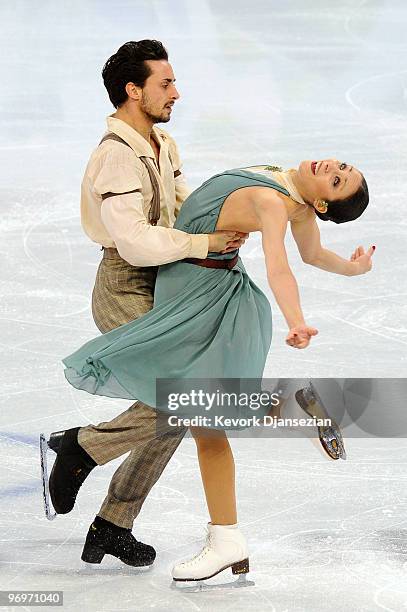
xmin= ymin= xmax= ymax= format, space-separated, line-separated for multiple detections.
xmin=102 ymin=40 xmax=169 ymax=108
xmin=315 ymin=174 xmax=369 ymax=224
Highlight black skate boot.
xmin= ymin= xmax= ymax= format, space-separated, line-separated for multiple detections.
xmin=81 ymin=516 xmax=156 ymax=566
xmin=48 ymin=427 xmax=97 ymax=514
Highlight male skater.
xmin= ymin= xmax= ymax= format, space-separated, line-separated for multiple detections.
xmin=49 ymin=40 xmax=245 ymax=567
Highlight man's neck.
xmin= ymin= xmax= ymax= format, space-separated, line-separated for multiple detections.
xmin=112 ymin=107 xmax=154 ymax=143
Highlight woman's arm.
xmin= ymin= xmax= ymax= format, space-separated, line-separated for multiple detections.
xmin=254 ymin=192 xmax=318 ymax=349
xmin=291 ymin=208 xmax=374 ymax=276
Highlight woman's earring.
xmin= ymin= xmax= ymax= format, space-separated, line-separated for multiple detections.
xmin=315 ymin=199 xmax=328 ymax=214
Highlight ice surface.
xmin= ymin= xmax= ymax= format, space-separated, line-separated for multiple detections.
xmin=1 ymin=0 xmax=407 ymax=610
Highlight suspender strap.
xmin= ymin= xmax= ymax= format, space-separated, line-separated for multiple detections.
xmin=98 ymin=132 xmax=161 ymax=226
xmin=139 ymin=154 xmax=161 ymax=226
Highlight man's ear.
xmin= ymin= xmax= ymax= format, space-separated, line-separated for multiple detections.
xmin=125 ymin=82 xmax=141 ymax=101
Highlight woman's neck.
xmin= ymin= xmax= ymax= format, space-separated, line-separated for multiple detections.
xmin=276 ymin=169 xmax=309 ymax=207
xmin=289 ymin=169 xmax=309 ymax=203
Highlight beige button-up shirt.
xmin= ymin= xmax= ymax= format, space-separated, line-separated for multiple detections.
xmin=80 ymin=116 xmax=209 ymax=266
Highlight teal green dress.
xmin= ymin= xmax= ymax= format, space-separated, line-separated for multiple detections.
xmin=63 ymin=169 xmax=289 ymax=427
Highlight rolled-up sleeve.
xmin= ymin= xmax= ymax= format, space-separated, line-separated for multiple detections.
xmin=93 ymin=153 xmax=208 ymax=266
xmin=101 ymin=192 xmax=208 ymax=266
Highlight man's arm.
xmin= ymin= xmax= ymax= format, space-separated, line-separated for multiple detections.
xmin=93 ymin=145 xmax=245 ymax=266
xmin=91 ymin=149 xmax=208 ymax=266
xmin=291 ymin=208 xmax=373 ymax=276
xmin=101 ymin=190 xmax=208 ymax=267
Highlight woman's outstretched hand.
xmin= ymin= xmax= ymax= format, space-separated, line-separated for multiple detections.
xmin=350 ymin=245 xmax=376 ymax=274
xmin=286 ymin=325 xmax=318 ymax=349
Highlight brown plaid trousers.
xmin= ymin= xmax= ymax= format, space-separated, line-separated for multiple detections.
xmin=78 ymin=248 xmax=187 ymax=528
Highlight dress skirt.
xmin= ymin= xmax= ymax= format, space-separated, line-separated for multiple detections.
xmin=63 ymin=169 xmax=290 ymax=427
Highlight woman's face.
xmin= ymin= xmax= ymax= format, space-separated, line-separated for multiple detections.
xmin=297 ymin=159 xmax=363 ymax=202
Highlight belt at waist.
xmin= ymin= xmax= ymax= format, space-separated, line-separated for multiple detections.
xmin=183 ymin=254 xmax=239 ymax=270
xmin=102 ymin=247 xmax=239 ymax=270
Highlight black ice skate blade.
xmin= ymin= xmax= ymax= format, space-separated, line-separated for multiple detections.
xmin=39 ymin=433 xmax=57 ymax=521
xmin=171 ymin=574 xmax=254 ymax=592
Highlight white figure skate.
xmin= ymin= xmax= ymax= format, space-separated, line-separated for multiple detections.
xmin=171 ymin=523 xmax=254 ymax=591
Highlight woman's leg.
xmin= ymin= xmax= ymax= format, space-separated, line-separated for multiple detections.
xmin=190 ymin=426 xmax=237 ymax=525
xmin=172 ymin=426 xmax=249 ymax=581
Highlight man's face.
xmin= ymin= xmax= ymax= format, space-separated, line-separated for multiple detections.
xmin=139 ymin=60 xmax=180 ymax=123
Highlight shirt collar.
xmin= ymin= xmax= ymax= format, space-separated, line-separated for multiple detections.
xmin=106 ymin=116 xmax=165 ymax=159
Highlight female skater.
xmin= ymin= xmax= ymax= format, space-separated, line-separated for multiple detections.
xmin=63 ymin=158 xmax=373 ymax=581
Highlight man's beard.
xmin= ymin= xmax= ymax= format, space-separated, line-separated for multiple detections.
xmin=141 ymin=91 xmax=171 ymax=124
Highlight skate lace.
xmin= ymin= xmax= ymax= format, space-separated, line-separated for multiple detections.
xmin=182 ymin=533 xmax=213 ymax=567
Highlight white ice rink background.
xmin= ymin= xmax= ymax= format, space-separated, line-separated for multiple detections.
xmin=1 ymin=1 xmax=407 ymax=610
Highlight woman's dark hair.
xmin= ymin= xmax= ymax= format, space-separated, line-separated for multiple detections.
xmin=102 ymin=40 xmax=169 ymax=108
xmin=315 ymin=175 xmax=369 ymax=224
